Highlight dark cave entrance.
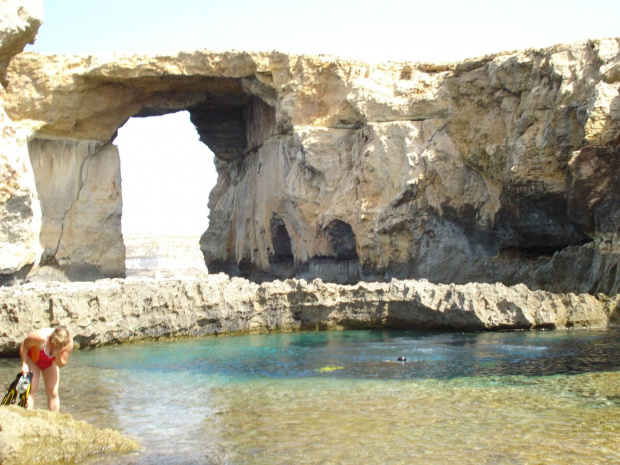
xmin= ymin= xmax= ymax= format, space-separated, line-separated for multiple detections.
xmin=268 ymin=216 xmax=295 ymax=278
xmin=324 ymin=220 xmax=359 ymax=260
xmin=296 ymin=219 xmax=361 ymax=285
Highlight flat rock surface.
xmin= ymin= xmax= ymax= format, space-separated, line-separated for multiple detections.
xmin=0 ymin=405 xmax=138 ymax=465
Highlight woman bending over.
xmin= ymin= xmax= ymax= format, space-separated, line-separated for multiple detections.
xmin=19 ymin=326 xmax=73 ymax=411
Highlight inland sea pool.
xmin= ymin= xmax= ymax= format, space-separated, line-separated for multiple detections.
xmin=1 ymin=329 xmax=619 ymax=464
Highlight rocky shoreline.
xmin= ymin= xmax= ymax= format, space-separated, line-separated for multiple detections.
xmin=1 ymin=272 xmax=617 ymax=463
xmin=0 ymin=406 xmax=139 ymax=465
xmin=1 ymin=274 xmax=618 ymax=356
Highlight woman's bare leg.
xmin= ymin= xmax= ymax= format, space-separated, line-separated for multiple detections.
xmin=41 ymin=364 xmax=60 ymax=412
xmin=24 ymin=357 xmax=40 ymax=410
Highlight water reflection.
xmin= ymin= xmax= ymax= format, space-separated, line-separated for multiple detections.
xmin=46 ymin=330 xmax=619 ymax=382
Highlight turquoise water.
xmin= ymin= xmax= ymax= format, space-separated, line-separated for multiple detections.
xmin=2 ymin=330 xmax=620 ymax=464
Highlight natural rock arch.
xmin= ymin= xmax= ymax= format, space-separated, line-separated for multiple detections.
xmin=14 ymin=67 xmax=281 ymax=281
xmin=1 ymin=43 xmax=619 ymax=293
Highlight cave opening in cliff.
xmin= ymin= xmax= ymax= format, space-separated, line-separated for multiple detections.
xmin=115 ymin=111 xmax=217 ymax=278
xmin=268 ymin=217 xmax=295 ymax=278
xmin=298 ymin=220 xmax=361 ymax=285
xmin=324 ymin=220 xmax=359 ymax=260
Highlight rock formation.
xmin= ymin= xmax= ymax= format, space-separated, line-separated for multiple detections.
xmin=0 ymin=274 xmax=617 ymax=355
xmin=0 ymin=0 xmax=43 ymax=285
xmin=0 ymin=0 xmax=42 ymax=85
xmin=1 ymin=5 xmax=616 ymax=464
xmin=0 ymin=0 xmax=618 ymax=295
xmin=0 ymin=405 xmax=138 ymax=465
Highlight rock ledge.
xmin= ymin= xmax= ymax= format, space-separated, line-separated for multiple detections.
xmin=0 ymin=275 xmax=616 ymax=355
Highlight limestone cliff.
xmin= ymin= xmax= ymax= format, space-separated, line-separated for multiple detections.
xmin=28 ymin=139 xmax=124 ymax=280
xmin=0 ymin=0 xmax=43 ymax=285
xmin=0 ymin=36 xmax=619 ymax=293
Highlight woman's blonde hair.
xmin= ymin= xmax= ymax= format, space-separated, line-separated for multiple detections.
xmin=49 ymin=326 xmax=72 ymax=349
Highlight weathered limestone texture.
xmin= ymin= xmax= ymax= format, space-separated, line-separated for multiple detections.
xmin=0 ymin=0 xmax=43 ymax=285
xmin=27 ymin=138 xmax=124 ymax=280
xmin=0 ymin=0 xmax=43 ymax=84
xmin=0 ymin=405 xmax=138 ymax=465
xmin=0 ymin=37 xmax=619 ymax=292
xmin=0 ymin=275 xmax=615 ymax=355
xmin=0 ymin=108 xmax=41 ymax=284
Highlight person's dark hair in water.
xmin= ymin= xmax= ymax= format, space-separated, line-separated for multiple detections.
xmin=397 ymin=356 xmax=407 ymax=362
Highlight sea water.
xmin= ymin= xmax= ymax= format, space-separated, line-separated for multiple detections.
xmin=1 ymin=329 xmax=619 ymax=464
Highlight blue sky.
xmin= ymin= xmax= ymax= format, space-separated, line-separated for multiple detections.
xmin=26 ymin=0 xmax=620 ymax=235
xmin=30 ymin=0 xmax=620 ymax=62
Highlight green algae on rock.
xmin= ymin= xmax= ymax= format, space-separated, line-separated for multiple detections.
xmin=317 ymin=365 xmax=344 ymax=372
xmin=0 ymin=405 xmax=139 ymax=465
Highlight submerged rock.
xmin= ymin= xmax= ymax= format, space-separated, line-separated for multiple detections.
xmin=0 ymin=275 xmax=616 ymax=355
xmin=0 ymin=405 xmax=138 ymax=465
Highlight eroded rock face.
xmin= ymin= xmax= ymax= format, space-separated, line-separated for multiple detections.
xmin=0 ymin=0 xmax=43 ymax=285
xmin=0 ymin=275 xmax=616 ymax=356
xmin=0 ymin=107 xmax=41 ymax=284
xmin=0 ymin=0 xmax=43 ymax=85
xmin=567 ymin=146 xmax=620 ymax=238
xmin=27 ymin=138 xmax=124 ymax=280
xmin=0 ymin=38 xmax=619 ymax=292
xmin=0 ymin=405 xmax=138 ymax=465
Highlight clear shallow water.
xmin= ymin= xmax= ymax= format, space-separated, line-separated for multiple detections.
xmin=1 ymin=330 xmax=620 ymax=464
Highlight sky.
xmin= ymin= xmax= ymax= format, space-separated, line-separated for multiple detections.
xmin=26 ymin=0 xmax=620 ymax=235
xmin=113 ymin=113 xmax=215 ymax=236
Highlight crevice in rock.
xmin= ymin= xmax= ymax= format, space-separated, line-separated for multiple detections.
xmin=237 ymin=256 xmax=255 ymax=279
xmin=498 ymin=244 xmax=576 ymax=260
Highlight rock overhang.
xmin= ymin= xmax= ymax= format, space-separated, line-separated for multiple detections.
xmin=2 ymin=51 xmax=287 ymax=162
xmin=1 ymin=49 xmax=455 ymax=144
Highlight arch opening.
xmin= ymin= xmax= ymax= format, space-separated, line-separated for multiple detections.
xmin=116 ymin=111 xmax=216 ymax=278
xmin=24 ymin=74 xmax=280 ymax=283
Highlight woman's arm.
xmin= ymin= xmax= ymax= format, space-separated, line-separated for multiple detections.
xmin=54 ymin=341 xmax=73 ymax=367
